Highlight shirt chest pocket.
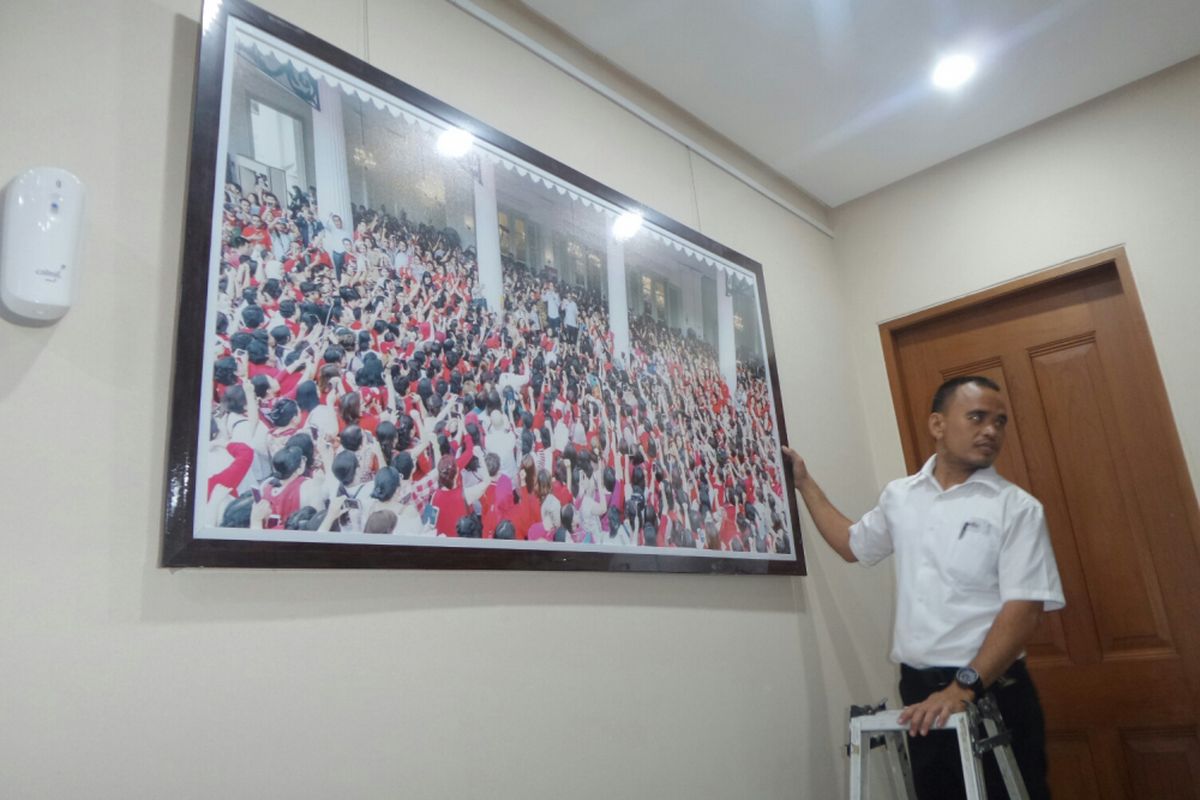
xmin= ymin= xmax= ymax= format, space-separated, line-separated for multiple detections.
xmin=944 ymin=517 xmax=1002 ymax=589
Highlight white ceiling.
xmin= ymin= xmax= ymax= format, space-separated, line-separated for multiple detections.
xmin=517 ymin=0 xmax=1200 ymax=207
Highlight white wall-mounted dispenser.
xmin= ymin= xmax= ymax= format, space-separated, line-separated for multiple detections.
xmin=1 ymin=167 xmax=85 ymax=322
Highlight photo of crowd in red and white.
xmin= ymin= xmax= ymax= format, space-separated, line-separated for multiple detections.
xmin=201 ymin=179 xmax=794 ymax=555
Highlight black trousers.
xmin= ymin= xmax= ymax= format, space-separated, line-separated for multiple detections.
xmin=899 ymin=660 xmax=1050 ymax=800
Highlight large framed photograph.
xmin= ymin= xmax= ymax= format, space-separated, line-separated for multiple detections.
xmin=162 ymin=0 xmax=804 ymax=573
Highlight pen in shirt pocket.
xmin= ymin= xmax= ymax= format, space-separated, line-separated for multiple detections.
xmin=958 ymin=521 xmax=975 ymax=539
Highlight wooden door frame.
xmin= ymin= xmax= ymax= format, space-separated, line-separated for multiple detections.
xmin=878 ymin=245 xmax=1200 ymax=543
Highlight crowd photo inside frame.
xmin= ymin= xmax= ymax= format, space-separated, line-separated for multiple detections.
xmin=162 ymin=0 xmax=804 ymax=573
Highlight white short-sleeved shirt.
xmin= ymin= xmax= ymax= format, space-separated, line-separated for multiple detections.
xmin=849 ymin=455 xmax=1065 ymax=669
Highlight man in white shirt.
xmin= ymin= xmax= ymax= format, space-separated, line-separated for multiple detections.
xmin=783 ymin=375 xmax=1063 ymax=800
xmin=325 ymin=214 xmax=350 ymax=258
xmin=270 ymin=218 xmax=294 ymax=261
xmin=542 ymin=283 xmax=561 ymax=332
xmin=322 ymin=214 xmax=351 ymax=280
xmin=485 ymin=410 xmax=519 ymax=480
xmin=562 ymin=293 xmax=579 ymax=344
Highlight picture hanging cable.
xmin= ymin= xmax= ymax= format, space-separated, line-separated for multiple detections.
xmin=362 ymin=0 xmax=370 ymax=62
xmin=687 ymin=146 xmax=703 ymax=235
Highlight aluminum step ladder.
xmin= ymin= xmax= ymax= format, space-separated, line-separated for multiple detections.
xmin=847 ymin=696 xmax=1030 ymax=800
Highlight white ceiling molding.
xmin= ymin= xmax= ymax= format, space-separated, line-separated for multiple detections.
xmin=442 ymin=0 xmax=834 ymax=238
xmin=518 ymin=0 xmax=1200 ymax=206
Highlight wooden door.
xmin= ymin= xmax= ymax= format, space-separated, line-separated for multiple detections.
xmin=881 ymin=249 xmax=1200 ymax=799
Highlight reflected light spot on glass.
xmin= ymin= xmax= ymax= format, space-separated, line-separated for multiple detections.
xmin=437 ymin=128 xmax=474 ymax=158
xmin=612 ymin=211 xmax=643 ymax=242
xmin=203 ymin=0 xmax=223 ymax=32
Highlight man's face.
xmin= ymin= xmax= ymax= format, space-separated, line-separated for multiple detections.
xmin=930 ymin=383 xmax=1008 ymax=470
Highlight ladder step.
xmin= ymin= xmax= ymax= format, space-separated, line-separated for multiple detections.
xmin=847 ymin=700 xmax=1031 ymax=800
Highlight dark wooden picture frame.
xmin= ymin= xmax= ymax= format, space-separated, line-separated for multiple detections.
xmin=161 ymin=0 xmax=805 ymax=574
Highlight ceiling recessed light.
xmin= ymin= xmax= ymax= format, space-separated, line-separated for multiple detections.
xmin=932 ymin=54 xmax=977 ymax=90
xmin=612 ymin=211 xmax=643 ymax=241
xmin=436 ymin=128 xmax=474 ymax=157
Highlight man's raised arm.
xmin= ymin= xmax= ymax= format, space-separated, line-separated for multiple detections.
xmin=782 ymin=446 xmax=857 ymax=563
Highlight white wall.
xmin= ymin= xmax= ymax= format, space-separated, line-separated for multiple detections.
xmin=832 ymin=56 xmax=1200 ymax=502
xmin=0 ymin=1 xmax=894 ymax=797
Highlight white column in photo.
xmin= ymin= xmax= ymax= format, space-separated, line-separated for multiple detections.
xmin=311 ymin=82 xmax=353 ymax=239
xmin=605 ymin=229 xmax=631 ymax=366
xmin=472 ymin=157 xmax=503 ymax=313
xmin=684 ymin=269 xmax=703 ymax=336
xmin=717 ymin=270 xmax=737 ymax=398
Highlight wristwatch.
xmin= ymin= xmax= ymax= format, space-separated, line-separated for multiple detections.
xmin=954 ymin=666 xmax=985 ymax=700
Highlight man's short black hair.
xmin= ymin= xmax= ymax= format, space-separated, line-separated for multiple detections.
xmin=931 ymin=375 xmax=1001 ymax=413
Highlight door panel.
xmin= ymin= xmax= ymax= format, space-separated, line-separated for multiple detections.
xmin=1122 ymin=728 xmax=1200 ymax=799
xmin=1031 ymin=339 xmax=1175 ymax=656
xmin=883 ymin=255 xmax=1200 ymax=798
xmin=1045 ymin=732 xmax=1103 ymax=800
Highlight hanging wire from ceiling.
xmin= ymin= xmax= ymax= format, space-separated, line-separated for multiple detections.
xmin=362 ymin=0 xmax=370 ymax=62
xmin=686 ymin=146 xmax=703 ymax=235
